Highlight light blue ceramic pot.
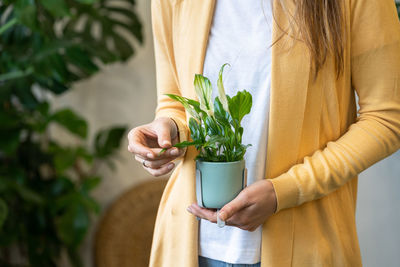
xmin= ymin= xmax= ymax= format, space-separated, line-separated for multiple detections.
xmin=195 ymin=159 xmax=247 ymax=209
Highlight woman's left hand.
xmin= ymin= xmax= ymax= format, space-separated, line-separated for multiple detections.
xmin=187 ymin=179 xmax=277 ymax=232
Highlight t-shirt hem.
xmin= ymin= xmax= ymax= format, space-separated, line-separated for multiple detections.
xmin=198 ymin=241 xmax=261 ymax=264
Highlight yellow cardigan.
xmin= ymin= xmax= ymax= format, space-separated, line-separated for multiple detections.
xmin=149 ymin=0 xmax=400 ymax=266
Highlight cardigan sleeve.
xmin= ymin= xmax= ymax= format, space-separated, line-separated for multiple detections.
xmin=270 ymin=0 xmax=400 ymax=212
xmin=151 ymin=0 xmax=189 ymax=154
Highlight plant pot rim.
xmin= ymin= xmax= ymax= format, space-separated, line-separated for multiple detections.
xmin=195 ymin=159 xmax=244 ymax=164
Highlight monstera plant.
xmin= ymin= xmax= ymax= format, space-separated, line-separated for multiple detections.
xmin=0 ymin=0 xmax=142 ymax=266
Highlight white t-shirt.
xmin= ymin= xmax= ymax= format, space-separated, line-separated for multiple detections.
xmin=199 ymin=0 xmax=273 ymax=264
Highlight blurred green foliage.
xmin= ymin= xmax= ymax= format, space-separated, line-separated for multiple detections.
xmin=0 ymin=0 xmax=142 ymax=266
xmin=396 ymin=2 xmax=400 ymax=18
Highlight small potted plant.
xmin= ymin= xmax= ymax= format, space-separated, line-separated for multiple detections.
xmin=162 ymin=64 xmax=252 ymax=209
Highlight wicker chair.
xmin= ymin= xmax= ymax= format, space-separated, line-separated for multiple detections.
xmin=94 ymin=178 xmax=167 ymax=267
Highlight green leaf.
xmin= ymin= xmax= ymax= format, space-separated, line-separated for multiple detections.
xmin=205 ymin=116 xmax=220 ymax=136
xmin=50 ymin=177 xmax=75 ymax=196
xmin=238 ymin=126 xmax=244 ymax=143
xmin=214 ymin=97 xmax=232 ymax=129
xmin=188 ymin=117 xmax=204 ymax=142
xmin=66 ymin=46 xmax=99 ymax=75
xmin=76 ymin=146 xmax=93 ymax=163
xmin=109 ymin=18 xmax=143 ymax=44
xmin=173 ymin=140 xmax=203 ymax=148
xmin=15 ymin=0 xmax=37 ymax=28
xmin=0 ymin=129 xmax=20 ymax=155
xmin=53 ymin=148 xmax=76 ymax=173
xmin=67 ymin=247 xmax=84 ymax=267
xmin=51 ymin=108 xmax=88 ymax=138
xmin=158 ymin=148 xmax=167 ymax=156
xmin=74 ymin=0 xmax=98 ymax=4
xmin=217 ymin=63 xmax=230 ymax=112
xmin=194 ymin=74 xmax=213 ymax=115
xmin=37 ymin=101 xmax=50 ymax=116
xmin=0 ymin=69 xmax=31 ymax=83
xmin=40 ymin=0 xmax=70 ymax=17
xmin=233 ymin=143 xmax=252 ymax=161
xmin=164 ymin=93 xmax=202 ymax=120
xmin=0 ymin=17 xmax=18 ymax=35
xmin=111 ymin=32 xmax=134 ymax=61
xmin=80 ymin=194 xmax=100 ymax=214
xmin=204 ymin=136 xmax=227 ymax=149
xmin=94 ymin=126 xmax=127 ymax=158
xmin=397 ymin=3 xmax=400 ymax=19
xmin=85 ymin=40 xmax=118 ymax=64
xmin=13 ymin=183 xmax=45 ymax=204
xmin=106 ymin=7 xmax=143 ymax=43
xmin=33 ymin=40 xmax=74 ymax=62
xmin=0 ymin=198 xmax=8 ymax=231
xmin=35 ymin=75 xmax=70 ymax=95
xmin=55 ymin=203 xmax=90 ymax=247
xmin=14 ymin=85 xmax=39 ymax=109
xmin=81 ymin=176 xmax=101 ymax=192
xmin=228 ymin=90 xmax=252 ymax=125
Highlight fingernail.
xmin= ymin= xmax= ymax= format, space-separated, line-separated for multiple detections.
xmin=218 ymin=211 xmax=225 ymax=221
xmin=217 ymin=216 xmax=225 ymax=228
xmin=170 ymin=148 xmax=179 ymax=156
xmin=147 ymin=153 xmax=153 ymax=159
xmin=217 ymin=210 xmax=226 ymax=228
xmin=162 ymin=140 xmax=171 ymax=146
xmin=167 ymin=163 xmax=175 ymax=170
xmin=186 ymin=207 xmax=193 ymax=214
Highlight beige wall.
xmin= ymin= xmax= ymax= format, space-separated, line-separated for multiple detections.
xmin=51 ymin=0 xmax=400 ymax=266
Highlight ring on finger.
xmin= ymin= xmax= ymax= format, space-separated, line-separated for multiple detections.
xmin=142 ymin=159 xmax=148 ymax=168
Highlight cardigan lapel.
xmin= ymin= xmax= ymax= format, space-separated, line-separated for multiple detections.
xmin=261 ymin=2 xmax=310 ymax=266
xmin=176 ymin=0 xmax=216 ymax=101
xmin=265 ymin=0 xmax=311 ymax=178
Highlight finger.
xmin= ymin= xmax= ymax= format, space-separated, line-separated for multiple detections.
xmin=218 ymin=192 xmax=250 ymax=221
xmin=163 ymin=147 xmax=183 ymax=157
xmin=151 ymin=146 xmax=184 ymax=159
xmin=187 ymin=203 xmax=218 ymax=223
xmin=224 ymin=212 xmax=247 ymax=228
xmin=130 ymin=142 xmax=156 ymax=159
xmin=143 ymin=161 xmax=175 ymax=177
xmin=153 ymin=122 xmax=173 ymax=149
xmin=135 ymin=154 xmax=176 ymax=169
xmin=127 ymin=128 xmax=156 ymax=159
xmin=247 ymin=225 xmax=259 ymax=232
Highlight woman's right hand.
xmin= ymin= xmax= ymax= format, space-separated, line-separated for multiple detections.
xmin=127 ymin=117 xmax=185 ymax=177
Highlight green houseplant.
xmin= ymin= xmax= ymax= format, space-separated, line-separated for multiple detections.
xmin=396 ymin=2 xmax=400 ymax=18
xmin=164 ymin=64 xmax=253 ymax=208
xmin=0 ymin=0 xmax=142 ymax=266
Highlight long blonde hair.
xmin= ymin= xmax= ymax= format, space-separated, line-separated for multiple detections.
xmin=271 ymin=0 xmax=346 ymax=79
